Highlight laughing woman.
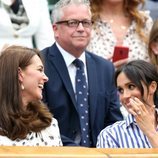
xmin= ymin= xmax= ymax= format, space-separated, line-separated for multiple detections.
xmin=0 ymin=46 xmax=62 ymax=146
xmin=97 ymin=60 xmax=158 ymax=148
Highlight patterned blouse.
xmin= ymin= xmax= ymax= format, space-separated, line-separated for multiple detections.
xmin=87 ymin=11 xmax=153 ymax=62
xmin=0 ymin=118 xmax=63 ymax=146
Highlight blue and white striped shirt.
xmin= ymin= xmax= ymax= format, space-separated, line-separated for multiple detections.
xmin=96 ymin=114 xmax=153 ymax=148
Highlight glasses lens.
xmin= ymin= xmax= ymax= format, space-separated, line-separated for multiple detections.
xmin=67 ymin=20 xmax=78 ymax=27
xmin=82 ymin=20 xmax=92 ymax=27
xmin=57 ymin=19 xmax=92 ymax=28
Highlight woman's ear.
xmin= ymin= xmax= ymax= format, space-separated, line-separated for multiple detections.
xmin=150 ymin=42 xmax=158 ymax=55
xmin=149 ymin=81 xmax=157 ymax=95
xmin=18 ymin=67 xmax=24 ymax=82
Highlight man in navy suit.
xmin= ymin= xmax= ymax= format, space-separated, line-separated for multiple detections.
xmin=42 ymin=0 xmax=123 ymax=147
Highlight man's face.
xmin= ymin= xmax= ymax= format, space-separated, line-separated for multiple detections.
xmin=53 ymin=4 xmax=92 ymax=57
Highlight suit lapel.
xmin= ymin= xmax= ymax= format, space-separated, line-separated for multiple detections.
xmin=49 ymin=44 xmax=77 ymax=110
xmin=86 ymin=53 xmax=97 ymax=128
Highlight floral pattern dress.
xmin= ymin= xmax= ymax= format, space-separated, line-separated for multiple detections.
xmin=87 ymin=11 xmax=153 ymax=62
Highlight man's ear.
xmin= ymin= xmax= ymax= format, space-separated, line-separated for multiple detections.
xmin=18 ymin=67 xmax=24 ymax=82
xmin=53 ymin=24 xmax=59 ymax=39
xmin=149 ymin=81 xmax=157 ymax=95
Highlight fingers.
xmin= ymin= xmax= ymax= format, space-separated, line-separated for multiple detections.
xmin=128 ymin=108 xmax=140 ymax=116
xmin=127 ymin=97 xmax=155 ymax=117
xmin=129 ymin=98 xmax=141 ymax=115
xmin=106 ymin=54 xmax=113 ymax=60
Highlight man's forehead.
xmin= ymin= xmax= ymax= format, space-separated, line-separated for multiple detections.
xmin=62 ymin=4 xmax=91 ymax=17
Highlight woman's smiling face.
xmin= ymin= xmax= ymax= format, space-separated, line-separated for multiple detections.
xmin=116 ymin=72 xmax=143 ymax=111
xmin=19 ymin=55 xmax=48 ymax=106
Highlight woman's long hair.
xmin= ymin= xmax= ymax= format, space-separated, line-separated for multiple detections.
xmin=0 ymin=46 xmax=52 ymax=140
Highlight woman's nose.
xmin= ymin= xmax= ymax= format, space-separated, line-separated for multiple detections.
xmin=43 ymin=73 xmax=49 ymax=82
xmin=122 ymin=90 xmax=131 ymax=99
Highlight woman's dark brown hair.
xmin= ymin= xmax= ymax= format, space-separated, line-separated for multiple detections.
xmin=0 ymin=45 xmax=52 ymax=140
xmin=115 ymin=60 xmax=158 ymax=107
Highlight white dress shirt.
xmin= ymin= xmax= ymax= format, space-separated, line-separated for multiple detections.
xmin=56 ymin=42 xmax=88 ymax=94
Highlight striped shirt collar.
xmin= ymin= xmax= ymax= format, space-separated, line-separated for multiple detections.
xmin=125 ymin=108 xmax=158 ymax=129
xmin=125 ymin=114 xmax=136 ymax=128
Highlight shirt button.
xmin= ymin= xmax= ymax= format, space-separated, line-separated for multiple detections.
xmin=13 ymin=33 xmax=19 ymax=38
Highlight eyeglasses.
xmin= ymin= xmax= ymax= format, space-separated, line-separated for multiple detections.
xmin=56 ymin=19 xmax=93 ymax=28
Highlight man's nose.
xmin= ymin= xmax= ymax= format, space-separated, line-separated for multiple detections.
xmin=76 ymin=22 xmax=85 ymax=30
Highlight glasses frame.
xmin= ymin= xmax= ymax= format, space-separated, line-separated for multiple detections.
xmin=56 ymin=19 xmax=93 ymax=28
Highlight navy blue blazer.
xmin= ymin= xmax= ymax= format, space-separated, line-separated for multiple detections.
xmin=41 ymin=43 xmax=123 ymax=147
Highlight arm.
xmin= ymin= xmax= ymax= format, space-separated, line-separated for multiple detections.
xmin=129 ymin=97 xmax=158 ymax=148
xmin=96 ymin=127 xmax=119 ymax=148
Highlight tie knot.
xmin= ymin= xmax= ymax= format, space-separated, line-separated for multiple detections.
xmin=73 ymin=59 xmax=84 ymax=69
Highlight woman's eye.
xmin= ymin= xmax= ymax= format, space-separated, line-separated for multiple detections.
xmin=117 ymin=87 xmax=123 ymax=94
xmin=38 ymin=69 xmax=43 ymax=72
xmin=128 ymin=84 xmax=136 ymax=90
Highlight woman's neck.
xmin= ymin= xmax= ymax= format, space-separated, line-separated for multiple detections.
xmin=99 ymin=3 xmax=130 ymax=45
xmin=100 ymin=1 xmax=125 ymax=17
xmin=100 ymin=7 xmax=127 ymax=22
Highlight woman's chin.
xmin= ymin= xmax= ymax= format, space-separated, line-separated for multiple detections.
xmin=35 ymin=93 xmax=43 ymax=101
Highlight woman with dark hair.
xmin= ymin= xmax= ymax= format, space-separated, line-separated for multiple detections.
xmin=97 ymin=60 xmax=158 ymax=148
xmin=0 ymin=45 xmax=62 ymax=146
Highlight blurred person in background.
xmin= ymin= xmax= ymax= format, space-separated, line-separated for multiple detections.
xmin=87 ymin=0 xmax=153 ymax=68
xmin=0 ymin=0 xmax=54 ymax=52
xmin=143 ymin=0 xmax=158 ymax=20
xmin=148 ymin=19 xmax=158 ymax=69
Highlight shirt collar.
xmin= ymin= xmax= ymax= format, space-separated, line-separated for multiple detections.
xmin=56 ymin=42 xmax=86 ymax=67
xmin=125 ymin=114 xmax=135 ymax=128
xmin=125 ymin=108 xmax=158 ymax=128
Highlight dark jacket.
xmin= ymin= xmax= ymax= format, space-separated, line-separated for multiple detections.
xmin=41 ymin=43 xmax=123 ymax=147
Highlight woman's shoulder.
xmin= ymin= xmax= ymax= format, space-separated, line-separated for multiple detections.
xmin=100 ymin=119 xmax=126 ymax=135
xmin=51 ymin=117 xmax=58 ymax=126
xmin=139 ymin=10 xmax=153 ymax=23
xmin=138 ymin=10 xmax=153 ymax=30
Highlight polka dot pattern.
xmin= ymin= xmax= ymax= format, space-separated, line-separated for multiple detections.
xmin=87 ymin=13 xmax=152 ymax=62
xmin=0 ymin=118 xmax=63 ymax=146
xmin=73 ymin=59 xmax=90 ymax=147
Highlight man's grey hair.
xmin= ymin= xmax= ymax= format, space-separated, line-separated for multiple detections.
xmin=51 ymin=0 xmax=90 ymax=24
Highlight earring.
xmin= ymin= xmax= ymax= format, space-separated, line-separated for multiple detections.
xmin=21 ymin=84 xmax=25 ymax=90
